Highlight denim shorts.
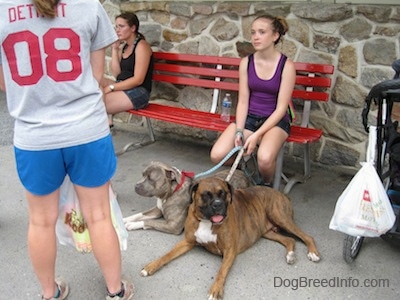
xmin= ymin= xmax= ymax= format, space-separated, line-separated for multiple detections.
xmin=124 ymin=86 xmax=150 ymax=110
xmin=244 ymin=113 xmax=291 ymax=135
xmin=14 ymin=135 xmax=117 ymax=195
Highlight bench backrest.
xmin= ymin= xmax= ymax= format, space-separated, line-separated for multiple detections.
xmin=152 ymin=52 xmax=240 ymax=113
xmin=152 ymin=51 xmax=334 ymax=124
xmin=292 ymin=62 xmax=334 ymax=127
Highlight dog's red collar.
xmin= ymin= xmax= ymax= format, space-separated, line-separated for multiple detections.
xmin=174 ymin=171 xmax=195 ymax=193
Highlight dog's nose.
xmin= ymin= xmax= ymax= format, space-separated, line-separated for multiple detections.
xmin=134 ymin=184 xmax=142 ymax=193
xmin=211 ymin=199 xmax=224 ymax=210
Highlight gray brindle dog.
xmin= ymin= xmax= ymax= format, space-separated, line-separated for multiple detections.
xmin=123 ymin=161 xmax=251 ymax=235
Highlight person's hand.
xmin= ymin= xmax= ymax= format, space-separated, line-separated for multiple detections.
xmin=234 ymin=135 xmax=242 ymax=147
xmin=234 ymin=129 xmax=244 ymax=147
xmin=243 ymin=133 xmax=258 ymax=156
xmin=102 ymin=85 xmax=113 ymax=94
xmin=112 ymin=40 xmax=123 ymax=50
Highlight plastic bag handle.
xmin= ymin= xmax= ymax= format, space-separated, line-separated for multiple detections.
xmin=366 ymin=125 xmax=376 ymax=163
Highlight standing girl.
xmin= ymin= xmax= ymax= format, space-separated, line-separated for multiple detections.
xmin=0 ymin=1 xmax=133 ymax=299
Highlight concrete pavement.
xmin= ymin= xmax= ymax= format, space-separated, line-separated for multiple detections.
xmin=1 ymin=91 xmax=400 ymax=299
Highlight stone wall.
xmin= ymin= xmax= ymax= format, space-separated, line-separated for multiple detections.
xmin=102 ymin=0 xmax=400 ymax=172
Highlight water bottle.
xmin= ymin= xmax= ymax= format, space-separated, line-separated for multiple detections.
xmin=220 ymin=93 xmax=232 ymax=122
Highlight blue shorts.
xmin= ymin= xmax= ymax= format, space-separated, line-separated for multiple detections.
xmin=244 ymin=113 xmax=291 ymax=135
xmin=14 ymin=135 xmax=117 ymax=196
xmin=123 ymin=86 xmax=150 ymax=110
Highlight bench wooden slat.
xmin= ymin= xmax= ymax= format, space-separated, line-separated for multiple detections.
xmin=154 ymin=63 xmax=239 ymax=79
xmin=288 ymin=126 xmax=323 ymax=144
xmin=153 ymin=52 xmax=241 ymax=66
xmin=294 ymin=62 xmax=334 ymax=74
xmin=293 ymin=90 xmax=330 ymax=102
xmin=153 ymin=74 xmax=240 ymax=91
xmin=127 ymin=103 xmax=233 ymax=132
xmin=295 ymin=76 xmax=332 ymax=87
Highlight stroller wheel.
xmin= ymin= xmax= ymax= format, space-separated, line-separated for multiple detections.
xmin=343 ymin=234 xmax=364 ymax=263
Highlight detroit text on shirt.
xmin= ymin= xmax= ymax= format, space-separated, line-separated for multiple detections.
xmin=8 ymin=3 xmax=67 ymax=23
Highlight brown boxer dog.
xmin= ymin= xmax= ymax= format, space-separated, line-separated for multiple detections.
xmin=124 ymin=161 xmax=251 ymax=235
xmin=141 ymin=177 xmax=320 ymax=299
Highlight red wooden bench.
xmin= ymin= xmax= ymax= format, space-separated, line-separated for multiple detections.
xmin=120 ymin=51 xmax=334 ymax=193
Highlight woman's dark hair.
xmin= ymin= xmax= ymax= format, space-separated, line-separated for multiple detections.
xmin=253 ymin=14 xmax=289 ymax=45
xmin=116 ymin=12 xmax=146 ymax=40
xmin=117 ymin=12 xmax=139 ymax=31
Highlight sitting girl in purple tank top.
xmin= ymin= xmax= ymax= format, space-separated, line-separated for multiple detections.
xmin=210 ymin=14 xmax=296 ymax=186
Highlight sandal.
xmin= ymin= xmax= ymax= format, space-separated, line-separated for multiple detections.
xmin=42 ymin=278 xmax=69 ymax=300
xmin=106 ymin=280 xmax=134 ymax=300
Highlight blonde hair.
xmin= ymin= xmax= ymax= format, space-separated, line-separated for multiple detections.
xmin=33 ymin=0 xmax=61 ymax=18
xmin=253 ymin=14 xmax=289 ymax=45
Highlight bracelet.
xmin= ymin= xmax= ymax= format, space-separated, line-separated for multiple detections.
xmin=236 ymin=128 xmax=243 ymax=132
xmin=235 ymin=130 xmax=244 ymax=142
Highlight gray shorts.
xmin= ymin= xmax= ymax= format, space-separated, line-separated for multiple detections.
xmin=123 ymin=86 xmax=150 ymax=110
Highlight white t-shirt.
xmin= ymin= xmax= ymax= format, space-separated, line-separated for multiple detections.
xmin=0 ymin=0 xmax=117 ymax=150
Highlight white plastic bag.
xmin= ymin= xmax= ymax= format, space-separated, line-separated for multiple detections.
xmin=109 ymin=186 xmax=128 ymax=251
xmin=56 ymin=176 xmax=128 ymax=252
xmin=329 ymin=126 xmax=396 ymax=237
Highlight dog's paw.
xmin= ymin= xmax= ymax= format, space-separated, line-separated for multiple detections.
xmin=125 ymin=221 xmax=144 ymax=231
xmin=141 ymin=263 xmax=159 ymax=277
xmin=286 ymin=251 xmax=296 ymax=264
xmin=208 ymin=280 xmax=224 ymax=300
xmin=208 ymin=287 xmax=224 ymax=300
xmin=307 ymin=252 xmax=321 ymax=262
xmin=123 ymin=213 xmax=143 ymax=223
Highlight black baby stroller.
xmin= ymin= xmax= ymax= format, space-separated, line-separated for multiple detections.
xmin=342 ymin=59 xmax=400 ymax=263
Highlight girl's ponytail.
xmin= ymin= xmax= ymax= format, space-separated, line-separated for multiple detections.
xmin=32 ymin=0 xmax=61 ymax=18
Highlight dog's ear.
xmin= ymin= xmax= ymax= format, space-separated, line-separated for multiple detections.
xmin=189 ymin=182 xmax=199 ymax=203
xmin=165 ymin=170 xmax=174 ymax=180
xmin=226 ymin=181 xmax=234 ymax=203
xmin=165 ymin=167 xmax=180 ymax=182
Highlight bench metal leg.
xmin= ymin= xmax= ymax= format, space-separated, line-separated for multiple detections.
xmin=115 ymin=117 xmax=156 ymax=156
xmin=282 ymin=143 xmax=311 ymax=194
xmin=273 ymin=146 xmax=284 ymax=190
xmin=145 ymin=117 xmax=156 ymax=143
xmin=303 ymin=143 xmax=311 ymax=178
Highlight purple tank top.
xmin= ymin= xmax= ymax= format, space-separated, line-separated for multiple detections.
xmin=247 ymin=53 xmax=289 ymax=121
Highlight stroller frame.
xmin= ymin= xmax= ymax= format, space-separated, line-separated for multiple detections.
xmin=343 ymin=59 xmax=400 ymax=263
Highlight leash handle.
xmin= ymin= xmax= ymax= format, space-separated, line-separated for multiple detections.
xmin=225 ymin=148 xmax=244 ymax=182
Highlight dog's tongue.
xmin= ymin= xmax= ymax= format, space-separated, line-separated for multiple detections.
xmin=211 ymin=215 xmax=224 ymax=223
